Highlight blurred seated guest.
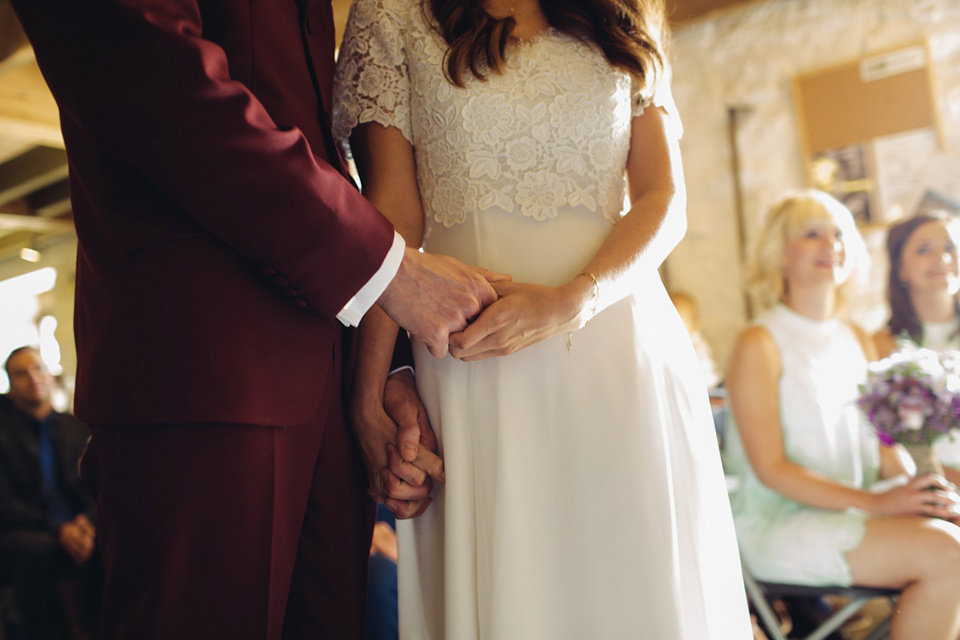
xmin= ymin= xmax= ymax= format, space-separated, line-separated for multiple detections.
xmin=874 ymin=212 xmax=960 ymax=485
xmin=725 ymin=190 xmax=960 ymax=640
xmin=366 ymin=504 xmax=398 ymax=640
xmin=0 ymin=347 xmax=102 ymax=640
xmin=669 ymin=289 xmax=721 ymax=390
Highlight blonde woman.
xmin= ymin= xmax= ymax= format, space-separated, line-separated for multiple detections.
xmin=725 ymin=190 xmax=960 ymax=639
xmin=874 ymin=212 xmax=960 ymax=484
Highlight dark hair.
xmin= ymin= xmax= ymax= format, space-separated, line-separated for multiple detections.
xmin=426 ymin=0 xmax=667 ymax=95
xmin=886 ymin=211 xmax=960 ymax=344
xmin=4 ymin=346 xmax=40 ymax=378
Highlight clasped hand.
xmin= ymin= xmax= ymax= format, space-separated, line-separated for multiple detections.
xmin=449 ymin=278 xmax=591 ymax=361
xmin=874 ymin=474 xmax=960 ymax=521
xmin=353 ymin=369 xmax=444 ymax=519
xmin=58 ymin=513 xmax=96 ymax=565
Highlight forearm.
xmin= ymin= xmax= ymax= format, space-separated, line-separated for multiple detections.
xmin=756 ymin=459 xmax=877 ymax=513
xmin=350 ymin=306 xmax=401 ymax=423
xmin=578 ymin=188 xmax=685 ymax=318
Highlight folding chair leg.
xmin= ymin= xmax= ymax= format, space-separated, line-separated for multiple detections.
xmin=804 ymin=597 xmax=869 ymax=640
xmin=742 ymin=566 xmax=788 ymax=640
xmin=862 ymin=604 xmax=894 ymax=640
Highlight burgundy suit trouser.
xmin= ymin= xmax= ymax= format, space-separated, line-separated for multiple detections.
xmin=81 ymin=385 xmax=374 ymax=640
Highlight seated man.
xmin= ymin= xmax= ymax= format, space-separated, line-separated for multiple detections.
xmin=0 ymin=346 xmax=102 ymax=640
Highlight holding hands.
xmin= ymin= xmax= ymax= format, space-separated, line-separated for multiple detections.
xmin=351 ymin=369 xmax=443 ymax=519
xmin=379 ymin=247 xmax=505 ymax=358
xmin=449 ymin=274 xmax=597 ymax=361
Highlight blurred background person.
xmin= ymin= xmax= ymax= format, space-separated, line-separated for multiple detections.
xmin=669 ymin=290 xmax=721 ymax=390
xmin=366 ymin=503 xmax=398 ymax=640
xmin=0 ymin=346 xmax=101 ymax=640
xmin=725 ymin=190 xmax=960 ymax=640
xmin=874 ymin=211 xmax=960 ymax=485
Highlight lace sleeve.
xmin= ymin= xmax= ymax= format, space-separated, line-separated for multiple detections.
xmin=631 ymin=69 xmax=683 ymax=138
xmin=332 ymin=0 xmax=413 ymax=149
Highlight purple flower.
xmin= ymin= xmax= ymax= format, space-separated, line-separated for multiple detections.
xmin=858 ymin=345 xmax=960 ymax=446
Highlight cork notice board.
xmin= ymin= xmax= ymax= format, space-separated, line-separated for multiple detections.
xmin=793 ymin=43 xmax=941 ymax=225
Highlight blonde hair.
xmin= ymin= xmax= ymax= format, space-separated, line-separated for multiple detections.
xmin=747 ymin=189 xmax=868 ymax=313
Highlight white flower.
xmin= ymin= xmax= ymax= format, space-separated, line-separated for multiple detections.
xmin=516 ymin=172 xmax=567 ymax=221
xmin=505 ymin=137 xmax=538 ymax=172
xmin=549 ymin=93 xmax=599 ymax=142
xmin=588 ymin=138 xmax=615 ymax=171
xmin=462 ymin=94 xmax=512 ymax=146
xmin=357 ymin=65 xmax=388 ymax=97
xmin=899 ymin=405 xmax=925 ymax=431
xmin=430 ymin=175 xmax=477 ymax=227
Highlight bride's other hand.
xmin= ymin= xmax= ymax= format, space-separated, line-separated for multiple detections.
xmin=381 ymin=370 xmax=445 ymax=518
xmin=351 ymin=371 xmax=443 ymax=519
xmin=448 ymin=277 xmax=593 ymax=361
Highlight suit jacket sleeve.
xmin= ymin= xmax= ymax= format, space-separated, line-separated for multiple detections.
xmin=10 ymin=0 xmax=394 ymax=318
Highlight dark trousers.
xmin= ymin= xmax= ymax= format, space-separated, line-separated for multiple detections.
xmin=0 ymin=530 xmax=103 ymax=640
xmin=365 ymin=553 xmax=398 ymax=640
xmin=82 ymin=392 xmax=375 ymax=640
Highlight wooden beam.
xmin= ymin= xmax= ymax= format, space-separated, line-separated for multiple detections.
xmin=0 ymin=60 xmax=63 ymax=148
xmin=27 ymin=178 xmax=71 ymax=217
xmin=0 ymin=229 xmax=32 ymax=257
xmin=0 ymin=146 xmax=68 ymax=206
xmin=0 ymin=1 xmax=29 ymax=68
xmin=0 ymin=211 xmax=73 ymax=233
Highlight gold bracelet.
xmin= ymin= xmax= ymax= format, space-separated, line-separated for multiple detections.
xmin=577 ymin=271 xmax=599 ymax=323
xmin=567 ymin=272 xmax=600 ymax=353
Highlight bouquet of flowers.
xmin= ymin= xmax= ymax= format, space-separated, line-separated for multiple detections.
xmin=857 ymin=345 xmax=960 ymax=451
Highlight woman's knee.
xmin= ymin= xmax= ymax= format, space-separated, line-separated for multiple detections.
xmin=913 ymin=520 xmax=960 ymax=579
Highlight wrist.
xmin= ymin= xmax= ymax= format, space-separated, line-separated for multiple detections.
xmin=350 ymin=388 xmax=387 ymax=425
xmin=854 ymin=489 xmax=879 ymax=515
xmin=564 ymin=272 xmax=599 ymax=330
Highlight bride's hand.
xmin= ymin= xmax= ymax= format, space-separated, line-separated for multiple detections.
xmin=448 ymin=278 xmax=593 ymax=361
xmin=350 ymin=371 xmax=443 ymax=519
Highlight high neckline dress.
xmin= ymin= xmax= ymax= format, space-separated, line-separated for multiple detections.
xmin=725 ymin=304 xmax=880 ymax=586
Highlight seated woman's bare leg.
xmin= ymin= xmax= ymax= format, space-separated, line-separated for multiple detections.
xmin=845 ymin=516 xmax=960 ymax=640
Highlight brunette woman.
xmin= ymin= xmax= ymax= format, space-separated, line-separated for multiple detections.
xmin=333 ymin=0 xmax=751 ymax=637
xmin=875 ymin=212 xmax=960 ymax=484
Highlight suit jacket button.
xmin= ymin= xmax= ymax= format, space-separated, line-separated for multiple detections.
xmin=272 ymin=275 xmax=290 ymax=287
xmin=284 ymin=286 xmax=298 ymax=297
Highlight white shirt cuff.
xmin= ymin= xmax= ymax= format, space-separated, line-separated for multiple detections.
xmin=337 ymin=232 xmax=405 ymax=327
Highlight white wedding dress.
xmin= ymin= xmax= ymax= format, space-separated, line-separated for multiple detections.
xmin=334 ymin=1 xmax=751 ymax=637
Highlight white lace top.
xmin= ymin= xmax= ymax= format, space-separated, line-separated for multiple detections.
xmin=332 ymin=0 xmax=679 ymax=228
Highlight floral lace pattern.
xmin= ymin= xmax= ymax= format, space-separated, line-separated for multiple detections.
xmin=333 ymin=0 xmax=664 ymax=228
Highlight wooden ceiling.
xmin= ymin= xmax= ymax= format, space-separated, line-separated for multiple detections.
xmin=0 ymin=0 xmax=754 ymax=261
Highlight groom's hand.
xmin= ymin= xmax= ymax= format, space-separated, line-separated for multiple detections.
xmin=380 ymin=369 xmax=443 ymax=519
xmin=378 ymin=247 xmax=503 ymax=358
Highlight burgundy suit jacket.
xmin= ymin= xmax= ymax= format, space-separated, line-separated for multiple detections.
xmin=11 ymin=0 xmax=395 ymax=427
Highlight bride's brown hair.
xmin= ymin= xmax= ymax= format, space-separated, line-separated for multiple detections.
xmin=427 ymin=0 xmax=668 ymax=97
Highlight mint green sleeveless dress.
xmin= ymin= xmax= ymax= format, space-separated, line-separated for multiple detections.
xmin=725 ymin=304 xmax=880 ymax=585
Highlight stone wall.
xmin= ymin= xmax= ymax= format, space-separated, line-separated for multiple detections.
xmin=666 ymin=0 xmax=960 ymax=371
